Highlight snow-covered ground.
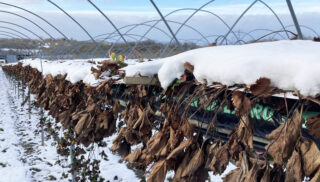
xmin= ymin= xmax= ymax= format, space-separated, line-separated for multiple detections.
xmin=0 ymin=67 xmax=29 ymax=182
xmin=0 ymin=67 xmax=235 ymax=181
xmin=0 ymin=68 xmax=139 ymax=181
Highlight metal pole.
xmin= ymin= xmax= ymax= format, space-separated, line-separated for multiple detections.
xmin=286 ymin=0 xmax=303 ymax=39
xmin=18 ymin=80 xmax=20 ymax=99
xmin=149 ymin=0 xmax=183 ymax=52
xmin=28 ymin=86 xmax=31 ymax=119
xmin=0 ymin=10 xmax=55 ymax=39
xmin=220 ymin=0 xmax=258 ymax=45
xmin=39 ymin=54 xmax=45 ymax=146
xmin=40 ymin=108 xmax=45 ymax=146
xmin=160 ymin=0 xmax=214 ymax=57
xmin=0 ymin=33 xmax=19 ymax=39
xmin=70 ymin=131 xmax=76 ymax=182
xmin=47 ymin=0 xmax=97 ymax=44
xmin=87 ymin=0 xmax=129 ymax=46
xmin=0 ymin=2 xmax=68 ymax=39
xmin=0 ymin=20 xmax=44 ymax=41
xmin=0 ymin=26 xmax=32 ymax=39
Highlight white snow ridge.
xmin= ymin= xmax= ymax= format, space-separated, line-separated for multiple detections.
xmin=124 ymin=40 xmax=320 ymax=96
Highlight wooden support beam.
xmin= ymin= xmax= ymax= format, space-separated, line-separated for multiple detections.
xmin=124 ymin=76 xmax=159 ymax=85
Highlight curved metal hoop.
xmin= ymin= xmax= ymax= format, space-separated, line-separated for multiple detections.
xmin=0 ymin=20 xmax=44 ymax=40
xmin=0 ymin=26 xmax=32 ymax=39
xmin=0 ymin=10 xmax=55 ymax=39
xmin=47 ymin=0 xmax=96 ymax=43
xmin=0 ymin=33 xmax=17 ymax=39
xmin=0 ymin=2 xmax=68 ymax=39
xmin=0 ymin=30 xmax=25 ymax=39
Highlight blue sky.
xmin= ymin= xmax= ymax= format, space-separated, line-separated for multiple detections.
xmin=0 ymin=0 xmax=319 ymax=41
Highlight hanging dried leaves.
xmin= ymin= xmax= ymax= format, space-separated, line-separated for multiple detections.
xmin=265 ymin=110 xmax=303 ymax=165
xmin=181 ymin=148 xmax=204 ymax=177
xmin=298 ymin=138 xmax=320 ymax=177
xmin=5 ymin=59 xmax=320 ymax=182
xmin=184 ymin=62 xmax=194 ymax=73
xmin=311 ymin=168 xmax=320 ymax=182
xmin=232 ymin=91 xmax=251 ymax=116
xmin=237 ymin=115 xmax=254 ymax=149
xmin=222 ymin=168 xmax=241 ymax=182
xmin=306 ymin=113 xmax=320 ymax=139
xmin=285 ymin=149 xmax=303 ymax=182
xmin=249 ymin=77 xmax=271 ymax=96
xmin=210 ymin=144 xmax=230 ymax=174
xmin=166 ymin=139 xmax=192 ymax=161
xmin=182 ymin=121 xmax=195 ymax=138
xmin=147 ymin=160 xmax=167 ymax=182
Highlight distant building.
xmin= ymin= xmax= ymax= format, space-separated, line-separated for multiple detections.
xmin=0 ymin=54 xmax=19 ymax=64
xmin=0 ymin=54 xmax=5 ymax=64
xmin=6 ymin=55 xmax=18 ymax=63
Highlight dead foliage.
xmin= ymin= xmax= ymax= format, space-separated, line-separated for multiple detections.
xmin=313 ymin=37 xmax=320 ymax=42
xmin=232 ymin=91 xmax=251 ymax=116
xmin=147 ymin=160 xmax=167 ymax=182
xmin=237 ymin=115 xmax=254 ymax=149
xmin=306 ymin=113 xmax=320 ymax=139
xmin=3 ymin=62 xmax=123 ymax=147
xmin=285 ymin=149 xmax=303 ymax=182
xmin=184 ymin=62 xmax=194 ymax=73
xmin=4 ymin=61 xmax=320 ymax=182
xmin=249 ymin=77 xmax=273 ymax=96
xmin=265 ymin=110 xmax=303 ymax=165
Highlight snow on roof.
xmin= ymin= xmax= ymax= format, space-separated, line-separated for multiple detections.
xmin=123 ymin=40 xmax=320 ymax=96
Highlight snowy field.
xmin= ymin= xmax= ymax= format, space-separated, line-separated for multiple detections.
xmin=0 ymin=68 xmax=235 ymax=181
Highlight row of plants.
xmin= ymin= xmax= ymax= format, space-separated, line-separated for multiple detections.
xmin=2 ymin=58 xmax=320 ymax=181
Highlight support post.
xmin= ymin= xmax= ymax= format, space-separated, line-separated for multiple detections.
xmin=28 ymin=87 xmax=31 ymax=119
xmin=18 ymin=80 xmax=20 ymax=99
xmin=70 ymin=132 xmax=76 ymax=182
xmin=149 ymin=0 xmax=183 ymax=52
xmin=40 ymin=108 xmax=45 ymax=146
xmin=286 ymin=0 xmax=303 ymax=39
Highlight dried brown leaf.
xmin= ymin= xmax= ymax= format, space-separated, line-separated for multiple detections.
xmin=210 ymin=144 xmax=230 ymax=175
xmin=232 ymin=91 xmax=251 ymax=116
xmin=270 ymin=164 xmax=285 ymax=182
xmin=147 ymin=160 xmax=167 ymax=182
xmin=237 ymin=115 xmax=254 ymax=149
xmin=265 ymin=110 xmax=303 ymax=165
xmin=166 ymin=139 xmax=192 ymax=160
xmin=147 ymin=131 xmax=169 ymax=156
xmin=75 ymin=113 xmax=89 ymax=134
xmin=181 ymin=148 xmax=204 ymax=177
xmin=184 ymin=62 xmax=194 ymax=73
xmin=299 ymin=138 xmax=320 ymax=177
xmin=205 ymin=140 xmax=222 ymax=169
xmin=310 ymin=167 xmax=320 ymax=182
xmin=182 ymin=121 xmax=195 ymax=138
xmin=222 ymin=168 xmax=241 ymax=182
xmin=285 ymin=149 xmax=303 ymax=182
xmin=249 ymin=77 xmax=271 ymax=96
xmin=306 ymin=113 xmax=320 ymax=139
xmin=173 ymin=150 xmax=191 ymax=181
xmin=260 ymin=165 xmax=271 ymax=182
xmin=244 ymin=162 xmax=264 ymax=182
